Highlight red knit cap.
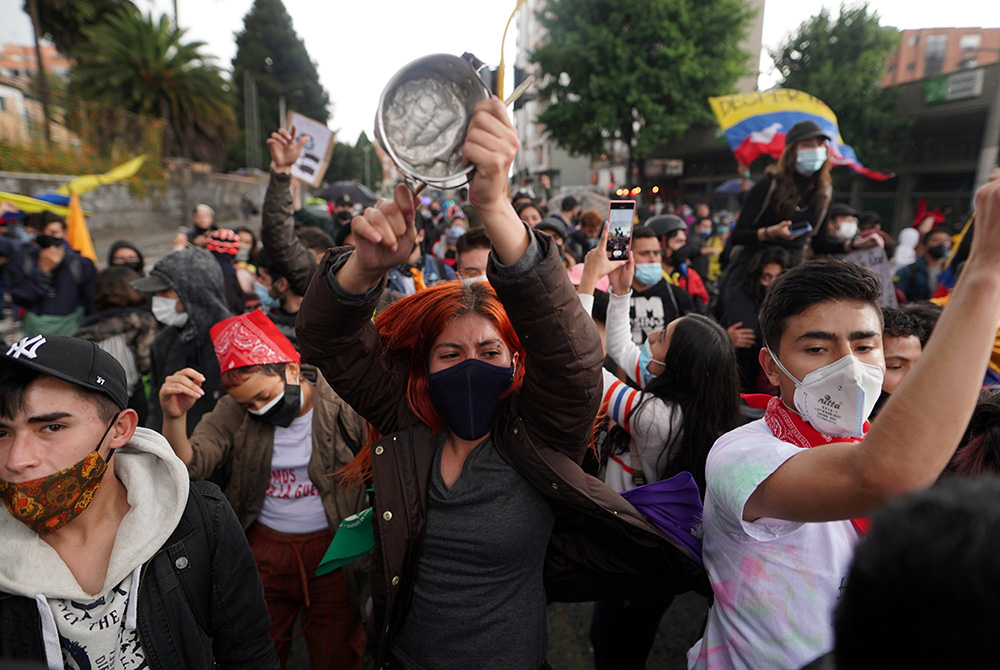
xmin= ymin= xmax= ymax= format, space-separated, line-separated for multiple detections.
xmin=210 ymin=309 xmax=300 ymax=372
xmin=206 ymin=228 xmax=241 ymax=256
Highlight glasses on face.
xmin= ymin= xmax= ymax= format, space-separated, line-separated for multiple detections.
xmin=112 ymin=255 xmax=141 ymax=264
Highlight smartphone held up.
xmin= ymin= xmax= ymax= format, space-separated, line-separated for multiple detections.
xmin=606 ymin=201 xmax=636 ymax=260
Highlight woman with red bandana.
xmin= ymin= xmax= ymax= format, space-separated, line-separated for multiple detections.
xmin=158 ymin=309 xmax=369 ymax=670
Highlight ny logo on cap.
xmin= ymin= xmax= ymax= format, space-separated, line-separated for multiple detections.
xmin=6 ymin=335 xmax=46 ymax=360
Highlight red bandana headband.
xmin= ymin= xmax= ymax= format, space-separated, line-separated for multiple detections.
xmin=210 ymin=309 xmax=300 ymax=372
xmin=743 ymin=393 xmax=870 ymax=535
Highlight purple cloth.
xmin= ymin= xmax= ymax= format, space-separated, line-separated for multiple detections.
xmin=620 ymin=472 xmax=703 ymax=564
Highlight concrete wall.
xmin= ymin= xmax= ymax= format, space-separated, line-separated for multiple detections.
xmin=0 ymin=164 xmax=269 ymax=233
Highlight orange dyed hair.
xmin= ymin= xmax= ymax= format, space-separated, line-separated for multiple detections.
xmin=337 ymin=280 xmax=526 ymax=488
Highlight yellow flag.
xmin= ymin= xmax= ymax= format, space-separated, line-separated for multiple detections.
xmin=65 ymin=192 xmax=98 ymax=264
xmin=57 ymin=155 xmax=147 ymax=196
xmin=0 ymin=192 xmax=72 ymax=217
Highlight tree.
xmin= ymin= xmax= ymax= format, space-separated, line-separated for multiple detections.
xmin=770 ymin=3 xmax=906 ymax=173
xmin=25 ymin=0 xmax=138 ymax=54
xmin=231 ymin=0 xmax=330 ymax=170
xmin=532 ymin=0 xmax=753 ymax=181
xmin=69 ymin=11 xmax=236 ymax=165
xmin=324 ymin=132 xmax=383 ymax=191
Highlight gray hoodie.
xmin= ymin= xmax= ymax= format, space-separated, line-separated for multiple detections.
xmin=146 ymin=247 xmax=232 ymax=343
xmin=0 ymin=428 xmax=189 ymax=669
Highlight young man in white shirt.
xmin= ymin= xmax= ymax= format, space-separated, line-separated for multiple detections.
xmin=689 ymin=177 xmax=1000 ymax=670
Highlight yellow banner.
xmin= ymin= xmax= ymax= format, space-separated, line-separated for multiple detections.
xmin=57 ymin=155 xmax=147 ymax=196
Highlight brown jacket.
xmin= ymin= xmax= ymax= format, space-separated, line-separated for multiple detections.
xmin=184 ymin=366 xmax=371 ymax=611
xmin=296 ymin=232 xmax=708 ymax=667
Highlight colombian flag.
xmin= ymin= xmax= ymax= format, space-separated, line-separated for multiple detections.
xmin=708 ymin=89 xmax=894 ymax=181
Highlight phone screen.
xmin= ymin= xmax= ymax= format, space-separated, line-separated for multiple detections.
xmin=606 ymin=201 xmax=636 ymax=260
xmin=790 ymin=220 xmax=812 ymax=235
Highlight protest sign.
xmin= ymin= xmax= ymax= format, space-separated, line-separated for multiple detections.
xmin=843 ymin=245 xmax=899 ymax=308
xmin=286 ymin=112 xmax=335 ymax=187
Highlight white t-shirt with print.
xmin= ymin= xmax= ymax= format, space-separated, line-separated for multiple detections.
xmin=53 ymin=570 xmax=146 ymax=670
xmin=257 ymin=409 xmax=328 ymax=534
xmin=687 ymin=419 xmax=859 ymax=670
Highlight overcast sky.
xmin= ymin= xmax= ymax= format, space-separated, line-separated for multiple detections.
xmin=1 ymin=0 xmax=995 ymax=143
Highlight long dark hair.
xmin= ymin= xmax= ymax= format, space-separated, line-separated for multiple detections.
xmin=627 ymin=314 xmax=743 ymax=496
xmin=742 ymin=246 xmax=793 ymax=308
xmin=767 ymin=139 xmax=832 ymax=220
xmin=948 ymin=387 xmax=1000 ymax=478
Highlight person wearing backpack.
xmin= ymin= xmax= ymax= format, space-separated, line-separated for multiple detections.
xmin=0 ymin=334 xmax=277 ymax=669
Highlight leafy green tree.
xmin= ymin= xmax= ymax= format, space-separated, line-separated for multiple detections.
xmin=323 ymin=133 xmax=382 ymax=191
xmin=26 ymin=0 xmax=138 ymax=54
xmin=532 ymin=0 xmax=753 ymax=179
xmin=231 ymin=0 xmax=330 ymax=169
xmin=69 ymin=11 xmax=236 ymax=164
xmin=770 ymin=3 xmax=906 ymax=173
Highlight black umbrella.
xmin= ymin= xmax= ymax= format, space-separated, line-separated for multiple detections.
xmin=317 ymin=181 xmax=379 ymax=206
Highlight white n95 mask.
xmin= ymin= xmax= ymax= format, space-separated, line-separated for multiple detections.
xmin=767 ymin=348 xmax=884 ymax=438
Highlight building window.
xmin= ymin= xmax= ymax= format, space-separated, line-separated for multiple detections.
xmin=887 ymin=64 xmax=897 ymax=74
xmin=0 ymin=97 xmax=6 ymax=113
xmin=960 ymin=34 xmax=982 ymax=51
xmin=907 ymin=63 xmax=916 ymax=72
xmin=925 ymin=35 xmax=948 ymax=77
xmin=908 ymin=34 xmax=919 ymax=48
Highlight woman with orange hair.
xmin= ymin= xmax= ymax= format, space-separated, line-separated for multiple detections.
xmin=292 ymin=98 xmax=707 ymax=670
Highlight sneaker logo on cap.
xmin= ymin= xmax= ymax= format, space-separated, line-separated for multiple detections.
xmin=6 ymin=335 xmax=46 ymax=360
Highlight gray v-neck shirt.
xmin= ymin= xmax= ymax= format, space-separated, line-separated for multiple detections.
xmin=391 ymin=436 xmax=555 ymax=670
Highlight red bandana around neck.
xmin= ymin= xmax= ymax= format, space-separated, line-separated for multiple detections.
xmin=743 ymin=393 xmax=870 ymax=535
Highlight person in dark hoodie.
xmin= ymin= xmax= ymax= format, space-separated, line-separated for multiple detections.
xmin=75 ymin=266 xmax=159 ymax=426
xmin=131 ymin=248 xmax=233 ymax=434
xmin=107 ymin=240 xmax=145 ymax=275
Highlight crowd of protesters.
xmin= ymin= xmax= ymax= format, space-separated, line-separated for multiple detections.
xmin=2 ymin=97 xmax=1000 ymax=670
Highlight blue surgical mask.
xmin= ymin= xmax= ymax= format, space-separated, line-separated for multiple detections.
xmin=637 ymin=339 xmax=665 ymax=387
xmin=795 ymin=146 xmax=828 ymax=176
xmin=255 ymin=281 xmax=280 ymax=309
xmin=634 ymin=262 xmax=663 ymax=286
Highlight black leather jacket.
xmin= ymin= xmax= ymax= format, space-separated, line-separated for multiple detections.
xmin=0 ymin=482 xmax=279 ymax=669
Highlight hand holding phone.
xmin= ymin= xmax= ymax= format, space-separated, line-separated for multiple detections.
xmin=606 ymin=201 xmax=636 ymax=260
xmin=788 ymin=220 xmax=813 ymax=236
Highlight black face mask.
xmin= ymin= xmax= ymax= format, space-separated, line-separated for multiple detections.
xmin=670 ymin=247 xmax=688 ymax=267
xmin=427 ymin=359 xmax=514 ymax=441
xmin=115 ymin=261 xmax=143 ymax=274
xmin=36 ymin=234 xmax=61 ymax=249
xmin=927 ymin=244 xmax=948 ymax=260
xmin=247 ymin=383 xmax=301 ymax=428
xmin=336 ymin=210 xmax=354 ymax=222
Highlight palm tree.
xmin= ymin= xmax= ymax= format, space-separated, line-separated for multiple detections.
xmin=69 ymin=11 xmax=236 ymax=164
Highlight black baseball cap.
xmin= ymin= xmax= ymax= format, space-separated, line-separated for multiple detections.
xmin=785 ymin=120 xmax=831 ymax=146
xmin=130 ymin=269 xmax=172 ymax=293
xmin=829 ymin=203 xmax=860 ymax=219
xmin=1 ymin=335 xmax=128 ymax=410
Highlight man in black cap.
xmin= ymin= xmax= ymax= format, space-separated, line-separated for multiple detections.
xmin=0 ymin=334 xmax=277 ymax=669
xmin=812 ymin=203 xmax=883 ymax=256
xmin=858 ymin=210 xmax=897 ymax=256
